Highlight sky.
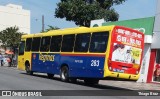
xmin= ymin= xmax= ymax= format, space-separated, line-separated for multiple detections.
xmin=0 ymin=0 xmax=157 ymax=33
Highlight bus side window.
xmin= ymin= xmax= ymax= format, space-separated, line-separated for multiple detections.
xmin=25 ymin=38 xmax=32 ymax=51
xmin=19 ymin=41 xmax=25 ymax=55
xmin=61 ymin=34 xmax=75 ymax=52
xmin=31 ymin=37 xmax=41 ymax=52
xmin=50 ymin=35 xmax=62 ymax=52
xmin=74 ymin=33 xmax=91 ymax=52
xmin=89 ymin=32 xmax=109 ymax=53
xmin=40 ymin=36 xmax=51 ymax=52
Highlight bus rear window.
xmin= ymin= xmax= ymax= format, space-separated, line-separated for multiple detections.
xmin=89 ymin=32 xmax=109 ymax=53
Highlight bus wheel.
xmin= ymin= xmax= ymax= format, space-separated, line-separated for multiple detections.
xmin=47 ymin=73 xmax=54 ymax=79
xmin=25 ymin=64 xmax=33 ymax=75
xmin=60 ymin=66 xmax=69 ymax=82
xmin=84 ymin=79 xmax=99 ymax=85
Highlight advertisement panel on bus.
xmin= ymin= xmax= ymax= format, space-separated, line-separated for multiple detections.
xmin=109 ymin=26 xmax=144 ymax=75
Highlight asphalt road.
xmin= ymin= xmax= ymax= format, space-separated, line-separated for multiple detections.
xmin=0 ymin=66 xmax=128 ymax=90
xmin=0 ymin=66 xmax=159 ymax=99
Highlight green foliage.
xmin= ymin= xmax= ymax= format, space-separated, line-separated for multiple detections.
xmin=55 ymin=0 xmax=126 ymax=27
xmin=0 ymin=26 xmax=22 ymax=48
xmin=43 ymin=25 xmax=60 ymax=33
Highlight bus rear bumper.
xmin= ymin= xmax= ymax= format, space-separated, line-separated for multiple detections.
xmin=104 ymin=72 xmax=139 ymax=80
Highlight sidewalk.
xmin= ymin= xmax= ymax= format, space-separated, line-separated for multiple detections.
xmin=99 ymin=80 xmax=160 ymax=90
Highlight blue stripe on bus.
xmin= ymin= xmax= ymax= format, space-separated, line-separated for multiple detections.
xmin=31 ymin=53 xmax=105 ymax=78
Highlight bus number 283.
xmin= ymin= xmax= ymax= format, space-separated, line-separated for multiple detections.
xmin=91 ymin=60 xmax=100 ymax=67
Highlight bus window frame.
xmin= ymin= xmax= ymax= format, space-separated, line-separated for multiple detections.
xmin=74 ymin=33 xmax=91 ymax=52
xmin=40 ymin=36 xmax=51 ymax=52
xmin=50 ymin=35 xmax=62 ymax=52
xmin=18 ymin=41 xmax=25 ymax=55
xmin=25 ymin=38 xmax=32 ymax=52
xmin=61 ymin=34 xmax=75 ymax=52
xmin=31 ymin=37 xmax=41 ymax=52
xmin=89 ymin=31 xmax=109 ymax=53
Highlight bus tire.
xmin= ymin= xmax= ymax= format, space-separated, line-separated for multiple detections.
xmin=60 ymin=66 xmax=69 ymax=82
xmin=84 ymin=79 xmax=99 ymax=85
xmin=47 ymin=73 xmax=54 ymax=79
xmin=25 ymin=63 xmax=33 ymax=75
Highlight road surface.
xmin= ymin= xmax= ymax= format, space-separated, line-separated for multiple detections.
xmin=0 ymin=66 xmax=159 ymax=99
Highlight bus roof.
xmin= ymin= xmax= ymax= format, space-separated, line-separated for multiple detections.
xmin=21 ymin=25 xmax=115 ymax=39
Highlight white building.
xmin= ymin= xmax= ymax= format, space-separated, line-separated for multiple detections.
xmin=0 ymin=4 xmax=30 ymax=34
xmin=0 ymin=4 xmax=30 ymax=52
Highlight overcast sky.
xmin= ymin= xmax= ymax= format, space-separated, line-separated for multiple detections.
xmin=0 ymin=0 xmax=157 ymax=33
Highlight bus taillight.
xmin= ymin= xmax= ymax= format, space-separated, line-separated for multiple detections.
xmin=108 ymin=59 xmax=112 ymax=71
xmin=109 ymin=67 xmax=112 ymax=71
xmin=136 ymin=70 xmax=139 ymax=74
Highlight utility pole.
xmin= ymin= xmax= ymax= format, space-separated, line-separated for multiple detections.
xmin=42 ymin=15 xmax=44 ymax=32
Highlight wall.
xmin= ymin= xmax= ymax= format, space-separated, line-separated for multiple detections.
xmin=137 ymin=44 xmax=151 ymax=82
xmin=151 ymin=0 xmax=160 ymax=48
xmin=0 ymin=4 xmax=30 ymax=34
xmin=147 ymin=0 xmax=160 ymax=83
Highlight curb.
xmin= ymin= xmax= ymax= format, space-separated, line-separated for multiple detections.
xmin=99 ymin=80 xmax=160 ymax=90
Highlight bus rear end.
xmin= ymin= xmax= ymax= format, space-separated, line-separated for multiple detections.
xmin=104 ymin=26 xmax=144 ymax=80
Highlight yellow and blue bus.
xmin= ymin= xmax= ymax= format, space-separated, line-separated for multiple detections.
xmin=18 ymin=25 xmax=144 ymax=84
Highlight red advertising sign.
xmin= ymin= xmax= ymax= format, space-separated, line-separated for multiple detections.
xmin=109 ymin=26 xmax=144 ymax=74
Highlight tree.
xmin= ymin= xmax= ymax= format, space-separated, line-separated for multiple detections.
xmin=55 ymin=0 xmax=126 ymax=27
xmin=0 ymin=26 xmax=22 ymax=49
xmin=43 ymin=25 xmax=60 ymax=33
